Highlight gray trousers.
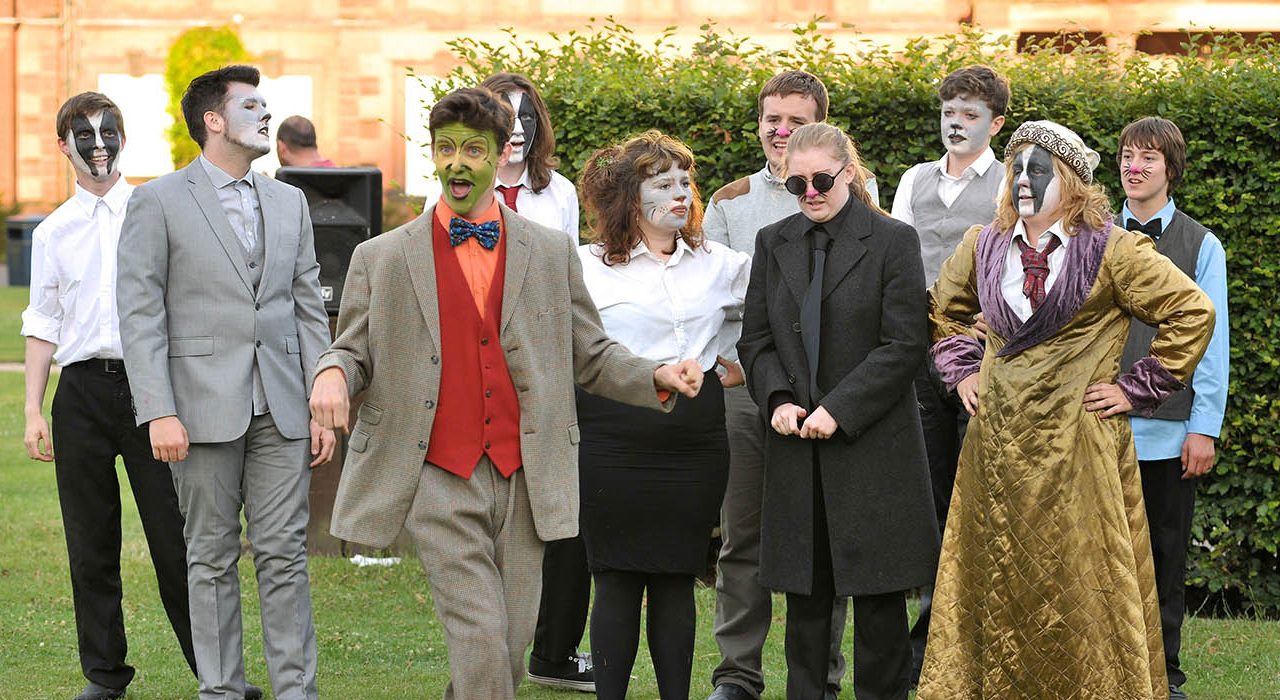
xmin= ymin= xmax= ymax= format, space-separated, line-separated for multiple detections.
xmin=406 ymin=457 xmax=545 ymax=700
xmin=712 ymin=385 xmax=848 ymax=697
xmin=171 ymin=412 xmax=318 ymax=700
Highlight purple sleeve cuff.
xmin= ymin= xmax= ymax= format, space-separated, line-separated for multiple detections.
xmin=931 ymin=335 xmax=984 ymax=391
xmin=1117 ymin=356 xmax=1186 ymax=416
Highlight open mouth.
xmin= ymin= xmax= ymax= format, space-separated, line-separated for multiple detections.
xmin=258 ymin=125 xmax=269 ymax=137
xmin=449 ymin=179 xmax=473 ymax=200
xmin=948 ymin=133 xmax=966 ymax=143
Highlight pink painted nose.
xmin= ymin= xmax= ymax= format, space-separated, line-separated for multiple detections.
xmin=806 ymin=186 xmax=819 ymax=198
xmin=776 ymin=127 xmax=791 ymax=138
xmin=1125 ymin=163 xmax=1146 ymax=176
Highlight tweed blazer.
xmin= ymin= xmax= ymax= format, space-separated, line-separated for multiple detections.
xmin=117 ymin=159 xmax=330 ymax=443
xmin=317 ymin=204 xmax=669 ymax=548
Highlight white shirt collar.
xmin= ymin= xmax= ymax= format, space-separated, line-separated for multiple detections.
xmin=72 ymin=175 xmax=131 ymax=217
xmin=628 ymin=235 xmax=695 ymax=263
xmin=497 ymin=167 xmax=532 ymax=189
xmin=199 ymin=154 xmax=253 ymax=188
xmin=939 ymin=147 xmax=997 ymax=180
xmin=1011 ymin=217 xmax=1071 ymax=252
xmin=760 ymin=163 xmax=785 ymax=187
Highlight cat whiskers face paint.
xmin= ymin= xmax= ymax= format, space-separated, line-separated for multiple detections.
xmin=1119 ymin=145 xmax=1169 ymax=205
xmin=638 ymin=165 xmax=692 ymax=232
xmin=66 ymin=110 xmax=122 ymax=182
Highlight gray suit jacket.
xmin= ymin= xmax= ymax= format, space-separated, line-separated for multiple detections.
xmin=117 ymin=160 xmax=330 ymax=443
xmin=316 ymin=205 xmax=669 ymax=547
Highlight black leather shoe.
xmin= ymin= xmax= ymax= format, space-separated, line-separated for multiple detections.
xmin=825 ymin=686 xmax=840 ymax=700
xmin=246 ymin=683 xmax=264 ymax=700
xmin=707 ymin=684 xmax=755 ymax=700
xmin=73 ymin=682 xmax=125 ymax=700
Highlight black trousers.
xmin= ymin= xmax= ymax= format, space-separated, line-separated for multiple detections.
xmin=785 ymin=456 xmax=911 ymax=700
xmin=529 ymin=535 xmax=591 ymax=667
xmin=1140 ymin=457 xmax=1197 ymax=688
xmin=907 ymin=362 xmax=968 ymax=680
xmin=51 ymin=361 xmax=196 ymax=689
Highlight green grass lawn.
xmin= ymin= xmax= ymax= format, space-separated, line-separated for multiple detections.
xmin=0 ymin=285 xmax=29 ymax=363
xmin=1 ymin=369 xmax=1277 ymax=698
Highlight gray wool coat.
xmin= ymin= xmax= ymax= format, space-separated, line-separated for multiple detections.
xmin=737 ymin=195 xmax=940 ymax=597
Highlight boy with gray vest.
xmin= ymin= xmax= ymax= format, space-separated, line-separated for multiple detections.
xmin=1118 ymin=116 xmax=1229 ymax=700
xmin=889 ymin=64 xmax=1009 ymax=685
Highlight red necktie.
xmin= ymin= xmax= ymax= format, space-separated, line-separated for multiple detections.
xmin=1015 ymin=235 xmax=1062 ymax=311
xmin=496 ymin=184 xmax=521 ymax=212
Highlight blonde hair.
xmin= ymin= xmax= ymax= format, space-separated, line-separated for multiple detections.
xmin=995 ymin=142 xmax=1111 ymax=236
xmin=783 ymin=123 xmax=884 ymax=214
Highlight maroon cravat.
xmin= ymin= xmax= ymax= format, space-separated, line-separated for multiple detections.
xmin=496 ymin=184 xmax=521 ymax=212
xmin=1015 ymin=235 xmax=1062 ymax=311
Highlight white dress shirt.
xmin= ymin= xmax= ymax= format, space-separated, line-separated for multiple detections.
xmin=21 ymin=177 xmax=134 ymax=366
xmin=578 ymin=238 xmax=750 ymax=370
xmin=1001 ymin=218 xmax=1072 ymax=322
xmin=891 ymin=148 xmax=998 ymax=227
xmin=495 ymin=169 xmax=580 ymax=239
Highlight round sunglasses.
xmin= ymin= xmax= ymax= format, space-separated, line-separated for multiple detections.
xmin=784 ymin=170 xmax=840 ymax=196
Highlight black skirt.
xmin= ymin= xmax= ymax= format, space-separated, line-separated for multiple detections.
xmin=577 ymin=371 xmax=729 ymax=574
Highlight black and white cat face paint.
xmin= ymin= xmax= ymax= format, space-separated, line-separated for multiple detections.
xmin=639 ymin=165 xmax=692 ymax=233
xmin=222 ymin=82 xmax=271 ymax=157
xmin=1012 ymin=145 xmax=1061 ymax=219
xmin=505 ymin=90 xmax=538 ymax=165
xmin=65 ymin=110 xmax=122 ymax=182
xmin=940 ymin=95 xmax=999 ymax=159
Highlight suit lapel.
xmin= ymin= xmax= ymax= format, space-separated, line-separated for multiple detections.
xmin=821 ymin=199 xmax=871 ymax=299
xmin=499 ymin=205 xmax=531 ymax=335
xmin=402 ymin=208 xmax=441 ymax=351
xmin=186 ymin=162 xmax=254 ymax=293
xmin=253 ymin=172 xmax=279 ymax=301
xmin=774 ymin=215 xmax=811 ymax=306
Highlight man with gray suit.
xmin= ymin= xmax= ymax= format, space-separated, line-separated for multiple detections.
xmin=308 ymin=87 xmax=703 ymax=700
xmin=117 ymin=64 xmax=334 ymax=700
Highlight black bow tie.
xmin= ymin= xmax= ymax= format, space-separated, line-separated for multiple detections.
xmin=1125 ymin=217 xmax=1163 ymax=241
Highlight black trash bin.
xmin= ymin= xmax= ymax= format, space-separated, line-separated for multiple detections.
xmin=7 ymin=215 xmax=45 ymax=286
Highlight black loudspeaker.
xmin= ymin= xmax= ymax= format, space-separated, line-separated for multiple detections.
xmin=276 ymin=166 xmax=382 ymax=314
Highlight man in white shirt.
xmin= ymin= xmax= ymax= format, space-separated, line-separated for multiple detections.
xmin=888 ymin=64 xmax=1009 ymax=687
xmin=21 ymin=92 xmax=263 ymax=700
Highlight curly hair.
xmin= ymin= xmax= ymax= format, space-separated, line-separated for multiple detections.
xmin=579 ymin=130 xmax=704 ymax=266
xmin=479 ymin=72 xmax=559 ymax=193
xmin=939 ymin=65 xmax=1010 ymax=117
xmin=428 ymin=87 xmax=512 ymax=150
xmin=995 ymin=142 xmax=1112 ymax=236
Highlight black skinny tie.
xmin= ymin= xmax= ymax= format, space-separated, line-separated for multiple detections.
xmin=800 ymin=226 xmax=831 ymax=400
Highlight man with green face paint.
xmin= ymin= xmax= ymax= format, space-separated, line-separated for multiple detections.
xmin=309 ymin=87 xmax=705 ymax=699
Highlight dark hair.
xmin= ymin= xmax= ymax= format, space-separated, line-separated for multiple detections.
xmin=181 ymin=64 xmax=261 ymax=147
xmin=757 ymin=70 xmax=828 ymax=122
xmin=479 ymin=72 xmax=559 ymax=193
xmin=1117 ymin=116 xmax=1187 ymax=193
xmin=938 ymin=65 xmax=1011 ymax=117
xmin=276 ymin=115 xmax=318 ymax=149
xmin=56 ymin=92 xmax=126 ymax=142
xmin=579 ymin=131 xmax=704 ymax=266
xmin=428 ymin=87 xmax=512 ymax=150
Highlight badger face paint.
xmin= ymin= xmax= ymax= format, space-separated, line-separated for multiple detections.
xmin=66 ymin=110 xmax=122 ymax=182
xmin=1012 ymin=145 xmax=1061 ymax=218
xmin=223 ymin=82 xmax=271 ymax=157
xmin=638 ymin=165 xmax=692 ymax=232
xmin=505 ymin=90 xmax=538 ymax=165
xmin=940 ymin=95 xmax=998 ymax=160
xmin=1119 ymin=145 xmax=1169 ymax=206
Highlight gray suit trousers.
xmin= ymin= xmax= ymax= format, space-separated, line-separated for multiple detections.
xmin=171 ymin=412 xmax=318 ymax=700
xmin=406 ymin=457 xmax=544 ymax=700
xmin=712 ymin=385 xmax=848 ymax=696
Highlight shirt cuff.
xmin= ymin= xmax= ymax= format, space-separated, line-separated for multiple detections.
xmin=931 ymin=335 xmax=984 ymax=390
xmin=19 ymin=310 xmax=60 ymax=344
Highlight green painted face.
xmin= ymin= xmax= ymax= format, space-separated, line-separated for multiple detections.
xmin=433 ymin=123 xmax=500 ymax=216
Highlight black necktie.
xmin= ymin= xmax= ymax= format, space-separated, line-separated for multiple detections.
xmin=1126 ymin=217 xmax=1163 ymax=240
xmin=800 ymin=226 xmax=831 ymax=400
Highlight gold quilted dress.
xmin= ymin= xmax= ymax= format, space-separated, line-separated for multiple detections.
xmin=917 ymin=224 xmax=1214 ymax=700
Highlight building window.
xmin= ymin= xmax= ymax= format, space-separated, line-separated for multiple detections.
xmin=1135 ymin=31 xmax=1277 ymax=55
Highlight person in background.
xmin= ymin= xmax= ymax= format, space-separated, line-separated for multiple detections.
xmin=276 ymin=115 xmax=335 ymax=167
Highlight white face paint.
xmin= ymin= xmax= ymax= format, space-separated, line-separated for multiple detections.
xmin=505 ymin=90 xmax=538 ymax=166
xmin=1013 ymin=146 xmax=1063 ymax=223
xmin=639 ymin=165 xmax=692 ymax=232
xmin=940 ymin=95 xmax=998 ymax=159
xmin=222 ymin=82 xmax=271 ymax=157
xmin=64 ymin=110 xmax=123 ymax=183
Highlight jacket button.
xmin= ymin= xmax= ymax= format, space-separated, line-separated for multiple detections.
xmin=792 ymin=322 xmax=801 ymax=332
xmin=484 ymin=416 xmax=491 ymax=424
xmin=480 ymin=337 xmax=489 ymax=346
xmin=255 ymin=303 xmax=261 ymax=310
xmin=484 ymin=440 xmax=491 ymax=449
xmin=424 ymin=399 xmax=434 ymax=409
xmin=787 ymin=374 xmax=796 ymax=384
xmin=255 ymin=340 xmax=262 ymax=347
xmin=417 ymin=440 xmax=427 ymax=450
xmin=430 ymin=355 xmax=439 ymax=364
xmin=484 ymin=389 xmax=492 ymax=397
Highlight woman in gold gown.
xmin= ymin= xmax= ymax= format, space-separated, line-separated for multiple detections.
xmin=917 ymin=121 xmax=1214 ymax=700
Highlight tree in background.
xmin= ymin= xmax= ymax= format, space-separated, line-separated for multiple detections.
xmin=165 ymin=26 xmax=251 ymax=169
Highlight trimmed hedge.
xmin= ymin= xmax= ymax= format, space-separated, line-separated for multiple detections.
xmin=437 ymin=20 xmax=1280 ymax=617
xmin=165 ymin=27 xmax=251 ymax=169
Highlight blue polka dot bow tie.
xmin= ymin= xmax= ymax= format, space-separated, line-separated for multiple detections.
xmin=448 ymin=217 xmax=501 ymax=249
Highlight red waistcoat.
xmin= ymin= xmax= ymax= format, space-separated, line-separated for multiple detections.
xmin=425 ymin=215 xmax=523 ymax=478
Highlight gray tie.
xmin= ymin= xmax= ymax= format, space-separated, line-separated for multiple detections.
xmin=800 ymin=225 xmax=831 ymax=401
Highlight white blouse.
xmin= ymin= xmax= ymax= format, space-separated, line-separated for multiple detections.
xmin=578 ymin=238 xmax=750 ymax=370
xmin=1001 ymin=218 xmax=1072 ymax=321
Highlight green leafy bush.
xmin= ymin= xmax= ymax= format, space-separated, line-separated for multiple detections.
xmin=437 ymin=20 xmax=1280 ymax=616
xmin=165 ymin=26 xmax=251 ymax=169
